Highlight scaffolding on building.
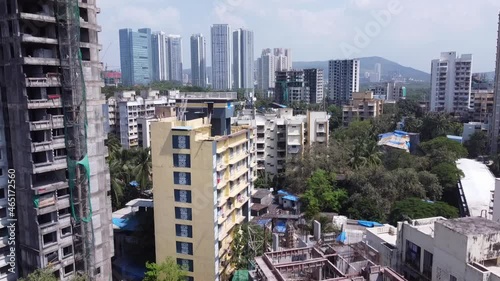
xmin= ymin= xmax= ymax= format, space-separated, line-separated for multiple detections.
xmin=55 ymin=0 xmax=96 ymax=278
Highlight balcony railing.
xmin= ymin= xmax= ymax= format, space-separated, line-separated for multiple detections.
xmin=26 ymin=76 xmax=61 ymax=87
xmin=27 ymin=98 xmax=62 ymax=109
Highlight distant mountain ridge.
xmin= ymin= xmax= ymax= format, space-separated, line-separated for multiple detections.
xmin=293 ymin=56 xmax=431 ymax=82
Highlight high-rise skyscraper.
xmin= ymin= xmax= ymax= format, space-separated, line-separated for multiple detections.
xmin=119 ymin=28 xmax=153 ymax=86
xmin=370 ymin=63 xmax=382 ymax=83
xmin=167 ymin=35 xmax=183 ymax=82
xmin=0 ymin=0 xmax=113 ymax=279
xmin=211 ymin=24 xmax=232 ymax=90
xmin=275 ymin=70 xmax=310 ymax=105
xmin=430 ymin=52 xmax=472 ymax=113
xmin=256 ymin=49 xmax=275 ymax=91
xmin=233 ymin=28 xmax=254 ymax=91
xmin=304 ymin=69 xmax=325 ymax=104
xmin=151 ymin=31 xmax=169 ymax=82
xmin=274 ymin=48 xmax=293 ymax=70
xmin=190 ymin=34 xmax=207 ymax=87
xmin=328 ymin=59 xmax=360 ymax=105
xmin=256 ymin=48 xmax=292 ymax=92
xmin=490 ymin=13 xmax=500 ymax=154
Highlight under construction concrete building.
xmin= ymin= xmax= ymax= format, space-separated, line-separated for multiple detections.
xmin=0 ymin=0 xmax=113 ymax=280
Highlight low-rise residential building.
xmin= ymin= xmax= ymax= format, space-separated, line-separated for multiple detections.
xmin=106 ymin=90 xmax=174 ymax=148
xmin=112 ymin=199 xmax=154 ymax=281
xmin=462 ymin=122 xmax=488 ymax=142
xmin=470 ymin=89 xmax=494 ymax=123
xmin=235 ymin=108 xmax=328 ymax=177
xmin=342 ymin=91 xmax=384 ymax=126
xmin=366 ymin=216 xmax=500 ymax=281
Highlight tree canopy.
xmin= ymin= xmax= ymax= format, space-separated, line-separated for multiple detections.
xmin=19 ymin=268 xmax=88 ymax=281
xmin=301 ymin=169 xmax=347 ymax=218
xmin=143 ymin=257 xmax=187 ymax=281
xmin=388 ymin=198 xmax=458 ymax=225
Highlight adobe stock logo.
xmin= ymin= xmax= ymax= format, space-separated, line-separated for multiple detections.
xmin=340 ymin=0 xmax=403 ymax=58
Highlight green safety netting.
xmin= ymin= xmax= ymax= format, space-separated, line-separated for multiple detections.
xmin=232 ymin=270 xmax=249 ymax=281
xmin=56 ymin=0 xmax=96 ymax=276
xmin=33 ymin=196 xmax=39 ymax=208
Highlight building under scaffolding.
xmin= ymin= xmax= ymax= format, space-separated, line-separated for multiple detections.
xmin=251 ymin=243 xmax=407 ymax=281
xmin=0 ymin=0 xmax=113 ymax=280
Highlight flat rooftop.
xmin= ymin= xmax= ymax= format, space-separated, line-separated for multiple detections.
xmin=456 ymin=158 xmax=495 ymax=217
xmin=366 ymin=225 xmax=398 ymax=246
xmin=439 ymin=217 xmax=500 ymax=236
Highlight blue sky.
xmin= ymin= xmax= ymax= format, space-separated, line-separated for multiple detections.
xmin=98 ymin=0 xmax=500 ymax=73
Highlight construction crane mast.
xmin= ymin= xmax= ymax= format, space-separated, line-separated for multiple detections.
xmin=55 ymin=0 xmax=96 ymax=278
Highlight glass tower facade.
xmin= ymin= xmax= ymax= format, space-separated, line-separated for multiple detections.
xmin=119 ymin=28 xmax=152 ymax=86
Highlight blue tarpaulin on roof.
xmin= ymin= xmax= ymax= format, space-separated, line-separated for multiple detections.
xmin=357 ymin=220 xmax=384 ymax=228
xmin=275 ymin=220 xmax=287 ymax=233
xmin=113 ymin=217 xmax=140 ymax=231
xmin=336 ymin=231 xmax=347 ymax=243
xmin=282 ymin=195 xmax=298 ymax=202
xmin=256 ymin=219 xmax=272 ymax=227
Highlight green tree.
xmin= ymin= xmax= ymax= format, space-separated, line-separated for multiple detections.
xmin=301 ymin=169 xmax=347 ymax=218
xmin=400 ymin=116 xmax=423 ymax=133
xmin=19 ymin=269 xmax=89 ymax=281
xmin=346 ymin=190 xmax=388 ymax=222
xmin=19 ymin=269 xmax=57 ymax=281
xmin=419 ymin=113 xmax=462 ymax=141
xmin=327 ymin=105 xmax=343 ymax=131
xmin=420 ymin=137 xmax=468 ymax=164
xmin=382 ymin=149 xmax=428 ymax=171
xmin=396 ymin=99 xmax=424 ymax=119
xmin=143 ymin=257 xmax=188 ymax=281
xmin=464 ymin=131 xmax=488 ymax=158
xmin=285 ymin=141 xmax=350 ymax=194
xmin=417 ymin=171 xmax=443 ymax=201
xmin=132 ymin=147 xmax=152 ymax=192
xmin=431 ymin=163 xmax=464 ymax=191
xmin=388 ymin=198 xmax=458 ymax=225
xmin=348 ymin=139 xmax=382 ymax=170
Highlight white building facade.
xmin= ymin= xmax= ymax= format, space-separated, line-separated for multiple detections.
xmin=233 ymin=28 xmax=254 ymax=91
xmin=167 ymin=35 xmax=183 ymax=82
xmin=107 ymin=90 xmax=174 ymax=149
xmin=236 ymin=109 xmax=328 ymax=177
xmin=430 ymin=52 xmax=472 ymax=113
xmin=190 ymin=34 xmax=207 ymax=88
xmin=151 ymin=31 xmax=169 ymax=82
xmin=366 ymin=216 xmax=500 ymax=281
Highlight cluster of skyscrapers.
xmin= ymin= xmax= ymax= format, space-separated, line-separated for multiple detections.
xmin=119 ymin=24 xmax=256 ymax=92
xmin=119 ymin=28 xmax=183 ymax=86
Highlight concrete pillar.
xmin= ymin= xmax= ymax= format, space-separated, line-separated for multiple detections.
xmin=313 ymin=220 xmax=321 ymax=241
xmin=272 ymin=233 xmax=280 ymax=251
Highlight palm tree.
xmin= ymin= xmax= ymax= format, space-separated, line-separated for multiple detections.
xmin=132 ymin=147 xmax=152 ymax=193
xmin=106 ymin=133 xmax=122 ymax=156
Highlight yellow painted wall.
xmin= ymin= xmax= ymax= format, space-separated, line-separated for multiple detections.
xmin=152 ymin=120 xmax=218 ymax=280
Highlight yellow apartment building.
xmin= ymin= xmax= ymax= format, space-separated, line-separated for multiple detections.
xmin=151 ymin=116 xmax=257 ymax=281
xmin=342 ymin=91 xmax=384 ymax=126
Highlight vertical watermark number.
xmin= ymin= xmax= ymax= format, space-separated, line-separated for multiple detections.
xmin=7 ymin=169 xmax=16 ymax=274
